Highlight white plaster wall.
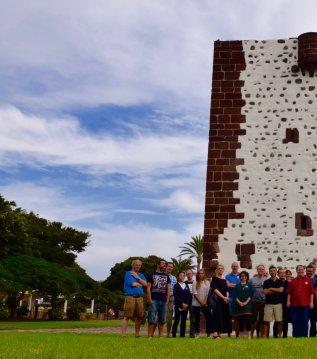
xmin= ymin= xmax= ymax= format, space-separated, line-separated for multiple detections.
xmin=218 ymin=38 xmax=317 ymax=272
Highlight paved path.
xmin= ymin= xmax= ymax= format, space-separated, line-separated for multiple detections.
xmin=0 ymin=327 xmax=151 ymax=334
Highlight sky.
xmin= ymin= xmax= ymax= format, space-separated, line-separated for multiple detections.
xmin=0 ymin=0 xmax=316 ymax=280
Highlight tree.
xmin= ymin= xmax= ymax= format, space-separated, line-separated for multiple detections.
xmin=0 ymin=195 xmax=30 ymax=259
xmin=171 ymin=257 xmax=195 ymax=274
xmin=179 ymin=235 xmax=204 ymax=270
xmin=0 ymin=194 xmax=94 ymax=319
xmin=0 ymin=194 xmax=90 ymax=266
xmin=93 ymin=284 xmax=125 ymax=315
xmin=0 ymin=255 xmax=96 ymax=318
xmin=21 ymin=212 xmax=90 ymax=267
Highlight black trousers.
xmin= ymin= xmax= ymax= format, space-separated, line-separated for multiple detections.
xmin=309 ymin=308 xmax=317 ymax=337
xmin=192 ymin=306 xmax=212 ymax=334
xmin=237 ymin=314 xmax=252 ymax=332
xmin=172 ymin=308 xmax=188 ymax=337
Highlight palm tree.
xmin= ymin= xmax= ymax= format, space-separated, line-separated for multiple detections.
xmin=171 ymin=257 xmax=195 ymax=274
xmin=179 ymin=235 xmax=204 ymax=270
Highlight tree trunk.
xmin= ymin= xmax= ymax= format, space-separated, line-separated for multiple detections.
xmin=197 ymin=258 xmax=201 ymax=271
xmin=6 ymin=291 xmax=23 ymax=319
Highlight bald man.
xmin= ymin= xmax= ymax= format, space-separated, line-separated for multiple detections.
xmin=225 ymin=262 xmax=240 ymax=337
xmin=121 ymin=259 xmax=147 ymax=337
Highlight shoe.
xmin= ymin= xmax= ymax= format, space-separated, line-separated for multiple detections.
xmin=195 ymin=334 xmax=200 ymax=338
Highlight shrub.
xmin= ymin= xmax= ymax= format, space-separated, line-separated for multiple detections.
xmin=16 ymin=304 xmax=28 ymax=318
xmin=0 ymin=304 xmax=9 ymax=320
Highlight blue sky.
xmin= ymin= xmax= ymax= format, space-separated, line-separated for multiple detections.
xmin=0 ymin=0 xmax=316 ymax=279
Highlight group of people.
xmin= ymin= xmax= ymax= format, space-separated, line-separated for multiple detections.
xmin=121 ymin=258 xmax=317 ymax=339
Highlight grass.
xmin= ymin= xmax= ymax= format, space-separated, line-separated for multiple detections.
xmin=0 ymin=319 xmax=124 ymax=330
xmin=0 ymin=333 xmax=316 ymax=359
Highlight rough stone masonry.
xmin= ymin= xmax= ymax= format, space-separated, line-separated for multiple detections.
xmin=203 ymin=33 xmax=317 ymax=275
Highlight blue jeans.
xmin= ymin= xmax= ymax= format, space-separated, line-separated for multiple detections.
xmin=291 ymin=306 xmax=310 ymax=337
xmin=147 ymin=300 xmax=167 ymax=325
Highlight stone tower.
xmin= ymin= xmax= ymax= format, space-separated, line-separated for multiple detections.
xmin=203 ymin=32 xmax=317 ymax=275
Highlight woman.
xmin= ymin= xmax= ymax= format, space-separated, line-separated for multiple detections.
xmin=234 ymin=271 xmax=253 ymax=339
xmin=172 ymin=271 xmax=192 ymax=337
xmin=209 ymin=264 xmax=231 ymax=339
xmin=192 ymin=269 xmax=212 ymax=337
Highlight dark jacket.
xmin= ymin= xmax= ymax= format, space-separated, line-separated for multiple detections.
xmin=173 ymin=282 xmax=192 ymax=309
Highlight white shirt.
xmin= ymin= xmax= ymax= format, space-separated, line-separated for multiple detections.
xmin=179 ymin=282 xmax=186 ymax=290
xmin=192 ymin=280 xmax=210 ymax=307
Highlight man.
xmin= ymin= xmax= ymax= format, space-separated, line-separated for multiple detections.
xmin=121 ymin=259 xmax=147 ymax=337
xmin=166 ymin=262 xmax=177 ymax=337
xmin=225 ymin=262 xmax=240 ymax=337
xmin=263 ymin=265 xmax=284 ymax=338
xmin=250 ymin=264 xmax=267 ymax=338
xmin=308 ymin=262 xmax=317 ymax=279
xmin=274 ymin=268 xmax=291 ymax=338
xmin=306 ymin=264 xmax=317 ymax=337
xmin=147 ymin=259 xmax=170 ymax=338
xmin=287 ymin=264 xmax=314 ymax=337
xmin=185 ymin=269 xmax=195 ymax=338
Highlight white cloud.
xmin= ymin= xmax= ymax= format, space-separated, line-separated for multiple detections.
xmin=78 ymin=220 xmax=204 ymax=279
xmin=0 ymin=106 xmax=206 ymax=178
xmin=0 ymin=182 xmax=108 ymax=223
xmin=1 ymin=0 xmax=315 ymax=112
xmin=150 ymin=189 xmax=204 ymax=214
xmin=114 ymin=209 xmax=158 ymax=215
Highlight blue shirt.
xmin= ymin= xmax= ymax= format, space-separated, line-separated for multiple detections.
xmin=168 ymin=274 xmax=177 ymax=302
xmin=123 ymin=271 xmax=146 ymax=296
xmin=225 ymin=272 xmax=240 ymax=299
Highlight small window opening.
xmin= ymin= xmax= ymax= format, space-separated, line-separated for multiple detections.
xmin=301 ymin=215 xmax=310 ymax=229
xmin=283 ymin=128 xmax=299 ymax=144
xmin=295 ymin=212 xmax=313 ymax=236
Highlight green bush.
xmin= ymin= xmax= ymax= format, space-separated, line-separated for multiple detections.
xmin=66 ymin=305 xmax=80 ymax=321
xmin=16 ymin=303 xmax=28 ymax=318
xmin=48 ymin=307 xmax=64 ymax=321
xmin=0 ymin=304 xmax=9 ymax=320
xmin=66 ymin=300 xmax=85 ymax=321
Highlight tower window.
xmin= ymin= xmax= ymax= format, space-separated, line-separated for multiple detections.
xmin=295 ymin=212 xmax=313 ymax=236
xmin=283 ymin=128 xmax=299 ymax=144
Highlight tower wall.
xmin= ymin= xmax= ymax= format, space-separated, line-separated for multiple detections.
xmin=204 ymin=34 xmax=317 ymax=273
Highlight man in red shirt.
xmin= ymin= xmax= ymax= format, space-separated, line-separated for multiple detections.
xmin=287 ymin=265 xmax=314 ymax=337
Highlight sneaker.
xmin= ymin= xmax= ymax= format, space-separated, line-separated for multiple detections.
xmin=195 ymin=334 xmax=200 ymax=338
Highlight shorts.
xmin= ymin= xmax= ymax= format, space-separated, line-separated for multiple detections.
xmin=252 ymin=302 xmax=265 ymax=324
xmin=123 ymin=296 xmax=144 ymax=319
xmin=147 ymin=300 xmax=167 ymax=325
xmin=264 ymin=304 xmax=283 ymax=322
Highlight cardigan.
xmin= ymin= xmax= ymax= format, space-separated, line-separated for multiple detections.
xmin=173 ymin=282 xmax=192 ymax=309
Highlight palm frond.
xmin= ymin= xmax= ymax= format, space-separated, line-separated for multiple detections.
xmin=178 ymin=234 xmax=204 ymax=270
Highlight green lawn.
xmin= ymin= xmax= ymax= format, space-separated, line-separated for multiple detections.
xmin=0 ymin=320 xmax=123 ymax=330
xmin=0 ymin=333 xmax=316 ymax=359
